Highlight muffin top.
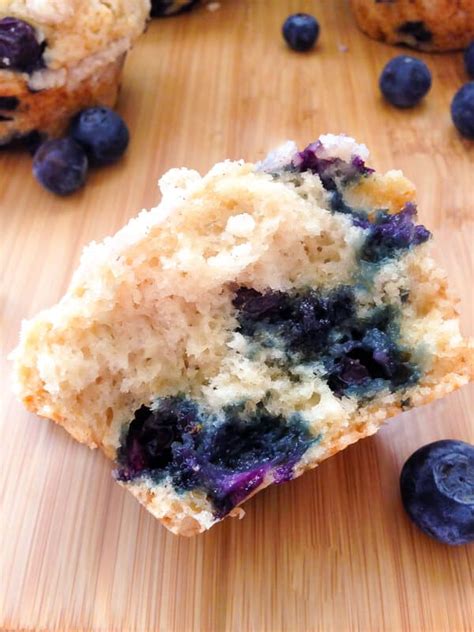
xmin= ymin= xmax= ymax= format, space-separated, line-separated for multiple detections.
xmin=0 ymin=0 xmax=150 ymax=70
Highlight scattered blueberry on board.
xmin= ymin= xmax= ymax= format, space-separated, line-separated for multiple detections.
xmin=33 ymin=138 xmax=88 ymax=196
xmin=451 ymin=83 xmax=474 ymax=140
xmin=400 ymin=440 xmax=474 ymax=545
xmin=379 ymin=55 xmax=432 ymax=108
xmin=70 ymin=107 xmax=130 ymax=166
xmin=282 ymin=13 xmax=320 ymax=52
xmin=32 ymin=106 xmax=129 ymax=195
xmin=0 ymin=16 xmax=43 ymax=72
xmin=464 ymin=41 xmax=474 ymax=79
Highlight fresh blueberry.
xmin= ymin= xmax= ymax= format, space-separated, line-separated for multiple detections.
xmin=451 ymin=83 xmax=474 ymax=140
xmin=70 ymin=107 xmax=129 ymax=166
xmin=0 ymin=17 xmax=43 ymax=72
xmin=400 ymin=440 xmax=474 ymax=545
xmin=379 ymin=55 xmax=432 ymax=108
xmin=33 ymin=138 xmax=88 ymax=195
xmin=282 ymin=13 xmax=320 ymax=52
xmin=150 ymin=0 xmax=199 ymax=17
xmin=464 ymin=42 xmax=474 ymax=79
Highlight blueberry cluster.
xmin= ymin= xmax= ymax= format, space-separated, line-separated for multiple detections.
xmin=33 ymin=107 xmax=129 ymax=195
xmin=116 ymin=398 xmax=316 ymax=517
xmin=378 ymin=46 xmax=474 ymax=139
xmin=233 ymin=286 xmax=419 ymax=397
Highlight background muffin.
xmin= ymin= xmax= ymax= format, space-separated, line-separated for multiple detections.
xmin=350 ymin=0 xmax=474 ymax=52
xmin=0 ymin=0 xmax=150 ymax=145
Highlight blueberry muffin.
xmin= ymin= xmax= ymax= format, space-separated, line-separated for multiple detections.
xmin=350 ymin=0 xmax=474 ymax=52
xmin=151 ymin=1 xmax=199 ymax=17
xmin=12 ymin=135 xmax=472 ymax=536
xmin=0 ymin=0 xmax=150 ymax=145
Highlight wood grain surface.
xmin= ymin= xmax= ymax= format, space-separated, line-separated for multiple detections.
xmin=1 ymin=1 xmax=473 ymax=630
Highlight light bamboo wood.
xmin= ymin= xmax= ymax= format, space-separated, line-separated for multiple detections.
xmin=1 ymin=1 xmax=473 ymax=630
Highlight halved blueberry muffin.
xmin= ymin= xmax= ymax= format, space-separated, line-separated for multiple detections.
xmin=0 ymin=0 xmax=149 ymax=145
xmin=13 ymin=135 xmax=472 ymax=535
xmin=350 ymin=0 xmax=474 ymax=52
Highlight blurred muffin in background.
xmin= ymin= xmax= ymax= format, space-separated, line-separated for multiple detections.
xmin=0 ymin=0 xmax=150 ymax=146
xmin=350 ymin=0 xmax=474 ymax=51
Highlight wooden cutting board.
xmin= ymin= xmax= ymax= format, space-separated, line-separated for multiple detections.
xmin=1 ymin=1 xmax=473 ymax=630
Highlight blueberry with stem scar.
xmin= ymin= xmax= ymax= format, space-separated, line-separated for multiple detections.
xmin=282 ymin=14 xmax=320 ymax=52
xmin=400 ymin=440 xmax=474 ymax=545
xmin=379 ymin=55 xmax=431 ymax=108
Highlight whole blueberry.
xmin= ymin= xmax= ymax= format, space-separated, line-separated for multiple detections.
xmin=464 ymin=41 xmax=474 ymax=79
xmin=33 ymin=138 xmax=88 ymax=195
xmin=400 ymin=440 xmax=474 ymax=545
xmin=70 ymin=107 xmax=129 ymax=166
xmin=0 ymin=17 xmax=43 ymax=72
xmin=150 ymin=0 xmax=199 ymax=17
xmin=282 ymin=13 xmax=320 ymax=52
xmin=379 ymin=55 xmax=432 ymax=108
xmin=451 ymin=83 xmax=474 ymax=140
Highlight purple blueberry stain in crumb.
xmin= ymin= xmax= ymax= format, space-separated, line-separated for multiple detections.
xmin=263 ymin=140 xmax=374 ymax=227
xmin=0 ymin=17 xmax=44 ymax=72
xmin=210 ymin=468 xmax=267 ymax=517
xmin=273 ymin=461 xmax=299 ymax=484
xmin=361 ymin=202 xmax=431 ymax=262
xmin=115 ymin=398 xmax=317 ymax=517
xmin=400 ymin=440 xmax=474 ymax=545
xmin=234 ymin=285 xmax=421 ymax=397
xmin=292 ymin=141 xmax=374 ymax=192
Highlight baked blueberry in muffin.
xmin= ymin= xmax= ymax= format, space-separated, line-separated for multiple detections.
xmin=350 ymin=0 xmax=474 ymax=52
xmin=0 ymin=1 xmax=149 ymax=145
xmin=13 ymin=134 xmax=472 ymax=535
xmin=150 ymin=1 xmax=199 ymax=17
